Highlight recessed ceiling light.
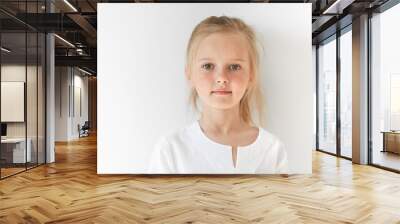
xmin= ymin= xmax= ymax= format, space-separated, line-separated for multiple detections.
xmin=54 ymin=34 xmax=75 ymax=48
xmin=78 ymin=67 xmax=93 ymax=76
xmin=323 ymin=0 xmax=355 ymax=15
xmin=1 ymin=47 xmax=11 ymax=53
xmin=63 ymin=0 xmax=78 ymax=12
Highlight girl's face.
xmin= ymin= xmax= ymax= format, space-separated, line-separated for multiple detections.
xmin=187 ymin=32 xmax=253 ymax=110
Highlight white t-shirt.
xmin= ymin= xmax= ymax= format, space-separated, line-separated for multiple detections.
xmin=148 ymin=120 xmax=288 ymax=174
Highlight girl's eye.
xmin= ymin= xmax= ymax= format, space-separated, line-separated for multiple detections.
xmin=229 ymin=64 xmax=241 ymax=71
xmin=201 ymin=63 xmax=214 ymax=71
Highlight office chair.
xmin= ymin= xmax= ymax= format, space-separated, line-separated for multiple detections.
xmin=79 ymin=121 xmax=90 ymax=138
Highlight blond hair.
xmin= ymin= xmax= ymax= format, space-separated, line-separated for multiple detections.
xmin=186 ymin=16 xmax=265 ymax=126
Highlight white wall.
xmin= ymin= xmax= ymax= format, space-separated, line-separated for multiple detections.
xmin=72 ymin=72 xmax=89 ymax=138
xmin=55 ymin=67 xmax=89 ymax=141
xmin=98 ymin=3 xmax=313 ymax=174
xmin=55 ymin=67 xmax=69 ymax=141
xmin=312 ymin=45 xmax=316 ymax=150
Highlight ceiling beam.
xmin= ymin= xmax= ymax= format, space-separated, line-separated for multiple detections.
xmin=55 ymin=55 xmax=96 ymax=69
xmin=67 ymin=13 xmax=97 ymax=46
xmin=322 ymin=0 xmax=356 ymax=14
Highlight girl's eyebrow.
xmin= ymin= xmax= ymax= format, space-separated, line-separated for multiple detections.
xmin=230 ymin=58 xmax=246 ymax=62
xmin=198 ymin=58 xmax=213 ymax=61
xmin=197 ymin=58 xmax=247 ymax=62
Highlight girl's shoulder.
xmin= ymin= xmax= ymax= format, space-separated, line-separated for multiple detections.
xmin=155 ymin=122 xmax=197 ymax=149
xmin=257 ymin=127 xmax=286 ymax=150
xmin=258 ymin=127 xmax=278 ymax=141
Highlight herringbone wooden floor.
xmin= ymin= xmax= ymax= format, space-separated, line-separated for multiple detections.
xmin=1 ymin=134 xmax=400 ymax=224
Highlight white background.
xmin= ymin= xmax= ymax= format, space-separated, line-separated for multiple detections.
xmin=98 ymin=3 xmax=313 ymax=174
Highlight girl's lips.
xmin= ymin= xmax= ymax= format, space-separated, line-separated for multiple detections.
xmin=212 ymin=91 xmax=232 ymax=95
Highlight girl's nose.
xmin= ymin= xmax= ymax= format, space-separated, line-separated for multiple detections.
xmin=215 ymin=69 xmax=229 ymax=84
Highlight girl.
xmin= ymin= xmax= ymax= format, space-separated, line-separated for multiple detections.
xmin=148 ymin=16 xmax=288 ymax=174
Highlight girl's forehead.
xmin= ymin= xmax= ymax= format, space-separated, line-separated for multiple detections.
xmin=200 ymin=32 xmax=247 ymax=45
xmin=194 ymin=32 xmax=251 ymax=60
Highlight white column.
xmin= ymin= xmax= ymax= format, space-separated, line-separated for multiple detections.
xmin=352 ymin=14 xmax=369 ymax=164
xmin=46 ymin=1 xmax=55 ymax=163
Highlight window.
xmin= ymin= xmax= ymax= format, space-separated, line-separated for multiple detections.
xmin=371 ymin=3 xmax=400 ymax=171
xmin=317 ymin=36 xmax=337 ymax=155
xmin=340 ymin=28 xmax=352 ymax=158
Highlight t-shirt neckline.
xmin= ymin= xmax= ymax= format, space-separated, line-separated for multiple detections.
xmin=194 ymin=120 xmax=261 ymax=150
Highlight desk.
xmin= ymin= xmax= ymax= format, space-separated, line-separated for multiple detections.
xmin=1 ymin=138 xmax=32 ymax=163
xmin=381 ymin=131 xmax=400 ymax=154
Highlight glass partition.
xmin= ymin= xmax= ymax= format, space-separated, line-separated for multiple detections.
xmin=339 ymin=28 xmax=352 ymax=158
xmin=38 ymin=32 xmax=45 ymax=165
xmin=27 ymin=31 xmax=38 ymax=169
xmin=371 ymin=3 xmax=400 ymax=171
xmin=317 ymin=36 xmax=337 ymax=155
xmin=0 ymin=1 xmax=46 ymax=179
xmin=1 ymin=31 xmax=28 ymax=178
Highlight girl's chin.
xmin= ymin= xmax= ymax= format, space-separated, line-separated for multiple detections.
xmin=207 ymin=102 xmax=239 ymax=110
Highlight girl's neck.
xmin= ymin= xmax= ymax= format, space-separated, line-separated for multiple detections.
xmin=199 ymin=105 xmax=248 ymax=135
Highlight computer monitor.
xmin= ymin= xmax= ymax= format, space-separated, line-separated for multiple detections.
xmin=1 ymin=123 xmax=7 ymax=137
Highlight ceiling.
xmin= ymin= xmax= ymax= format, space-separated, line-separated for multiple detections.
xmin=0 ymin=0 xmax=393 ymax=75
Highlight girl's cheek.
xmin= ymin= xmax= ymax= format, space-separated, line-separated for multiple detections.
xmin=194 ymin=78 xmax=212 ymax=91
xmin=233 ymin=73 xmax=250 ymax=83
xmin=198 ymin=75 xmax=214 ymax=85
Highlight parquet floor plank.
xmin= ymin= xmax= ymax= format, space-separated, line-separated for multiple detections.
xmin=0 ymin=134 xmax=399 ymax=223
